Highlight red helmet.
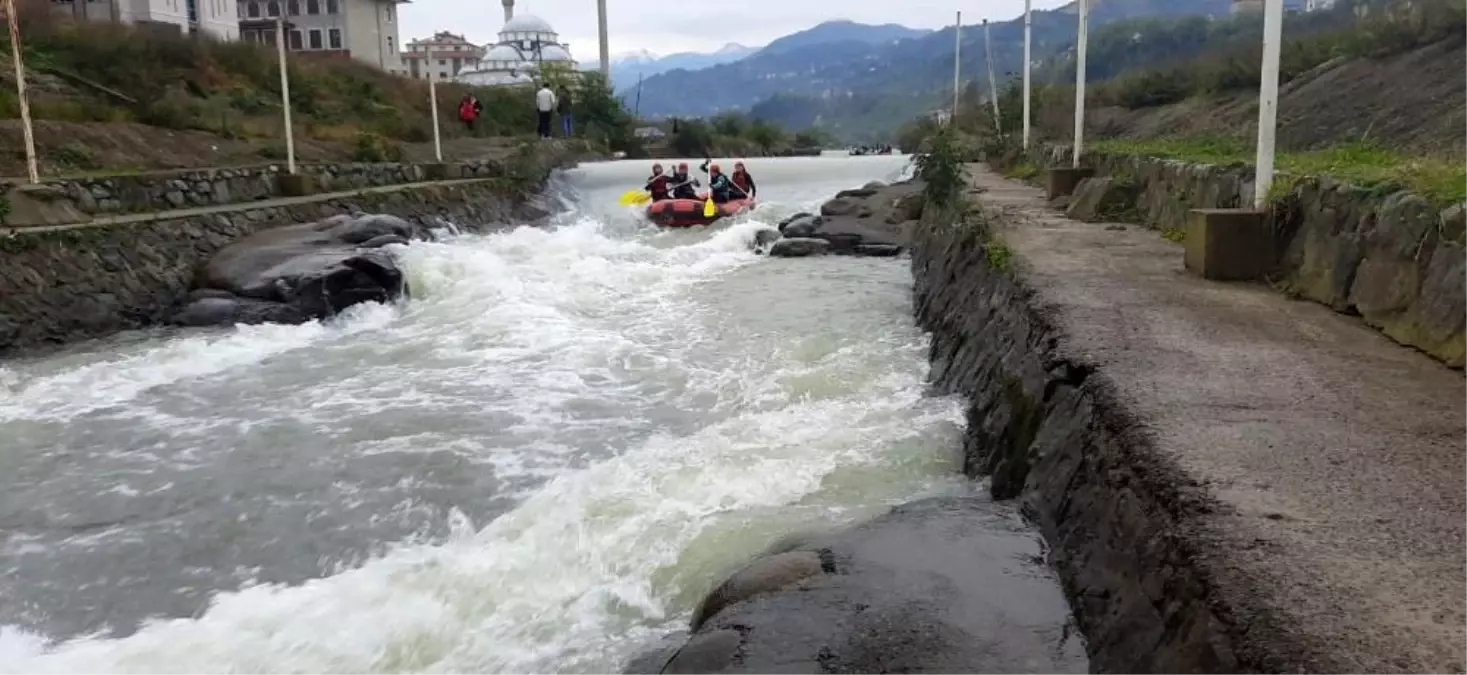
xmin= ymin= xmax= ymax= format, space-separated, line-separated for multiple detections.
xmin=677 ymin=162 xmax=689 ymax=172
xmin=652 ymin=163 xmax=663 ymax=174
xmin=734 ymin=161 xmax=746 ymax=172
xmin=708 ymin=163 xmax=722 ymax=174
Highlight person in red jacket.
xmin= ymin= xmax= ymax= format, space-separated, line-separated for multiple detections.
xmin=644 ymin=163 xmax=672 ymax=202
xmin=457 ymin=94 xmax=482 ymax=132
xmin=731 ymin=161 xmax=756 ymax=199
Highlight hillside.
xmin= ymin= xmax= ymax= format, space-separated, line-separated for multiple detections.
xmin=630 ymin=0 xmax=1230 ymax=125
xmin=609 ymin=43 xmax=756 ymax=92
xmin=0 ymin=3 xmax=635 ymax=175
xmin=898 ymin=0 xmax=1465 ymax=198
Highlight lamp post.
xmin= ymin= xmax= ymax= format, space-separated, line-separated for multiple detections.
xmin=1022 ymin=0 xmax=1032 ymax=149
xmin=6 ymin=0 xmax=39 ymax=183
xmin=952 ymin=11 xmax=961 ymax=123
xmin=1072 ymin=0 xmax=1089 ymax=168
xmin=276 ymin=18 xmax=296 ymax=174
xmin=1253 ymin=0 xmax=1284 ymax=209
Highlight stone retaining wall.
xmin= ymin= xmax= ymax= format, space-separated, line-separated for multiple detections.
xmin=0 ymin=140 xmax=589 ymax=354
xmin=1006 ymin=146 xmax=1465 ymax=368
xmin=0 ymin=158 xmax=516 ymax=222
xmin=910 ymin=204 xmax=1241 ymax=672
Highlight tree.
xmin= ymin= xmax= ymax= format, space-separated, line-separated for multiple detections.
xmin=671 ymin=118 xmax=714 ymax=156
xmin=745 ymin=120 xmax=787 ymax=153
xmin=791 ymin=129 xmax=828 ymax=149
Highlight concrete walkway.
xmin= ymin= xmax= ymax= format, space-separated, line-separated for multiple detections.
xmin=966 ymin=164 xmax=1465 ymax=673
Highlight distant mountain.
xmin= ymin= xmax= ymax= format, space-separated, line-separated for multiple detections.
xmin=609 ymin=43 xmax=758 ymax=91
xmin=756 ymin=20 xmax=932 ymax=56
xmin=631 ymin=0 xmax=1232 ymax=134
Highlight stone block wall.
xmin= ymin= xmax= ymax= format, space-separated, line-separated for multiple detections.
xmin=0 ymin=158 xmax=516 ymax=221
xmin=1013 ymin=145 xmax=1465 ymax=368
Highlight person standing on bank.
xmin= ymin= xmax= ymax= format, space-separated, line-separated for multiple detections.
xmin=557 ymin=86 xmax=573 ymax=137
xmin=535 ymin=83 xmax=557 ymax=139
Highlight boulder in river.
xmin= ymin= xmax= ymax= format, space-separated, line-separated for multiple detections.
xmin=769 ymin=238 xmax=830 ymax=258
xmin=820 ymin=197 xmax=874 ymax=219
xmin=168 ymin=213 xmax=425 ymax=328
xmin=779 ymin=214 xmax=823 ymax=238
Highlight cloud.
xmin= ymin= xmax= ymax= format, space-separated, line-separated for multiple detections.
xmin=399 ymin=0 xmax=1075 ymax=60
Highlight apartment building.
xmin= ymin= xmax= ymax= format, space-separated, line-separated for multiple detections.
xmin=236 ymin=0 xmax=405 ymax=71
xmin=46 ymin=0 xmax=239 ymax=39
xmin=401 ymin=31 xmax=486 ymax=81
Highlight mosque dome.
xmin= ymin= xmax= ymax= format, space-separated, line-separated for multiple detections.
xmin=499 ymin=14 xmax=557 ymax=39
xmin=538 ymin=44 xmax=574 ymax=62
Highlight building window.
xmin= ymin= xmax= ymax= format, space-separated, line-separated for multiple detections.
xmin=308 ymin=28 xmax=322 ymax=48
xmin=437 ymin=59 xmax=445 ymax=66
xmin=246 ymin=1 xmax=259 ymax=16
xmin=325 ymin=0 xmax=335 ymax=12
xmin=286 ymin=0 xmax=297 ymax=13
xmin=266 ymin=0 xmax=278 ymax=16
xmin=305 ymin=0 xmax=317 ymax=13
xmin=384 ymin=5 xmax=391 ymax=21
xmin=440 ymin=71 xmax=448 ymax=79
xmin=328 ymin=27 xmax=341 ymax=48
xmin=288 ymin=28 xmax=302 ymax=49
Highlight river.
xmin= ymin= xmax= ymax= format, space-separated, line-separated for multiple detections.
xmin=0 ymin=153 xmax=975 ymax=673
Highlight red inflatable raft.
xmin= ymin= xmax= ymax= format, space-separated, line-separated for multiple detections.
xmin=645 ymin=196 xmax=756 ymax=228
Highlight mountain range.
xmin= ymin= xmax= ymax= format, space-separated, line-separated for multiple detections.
xmin=618 ymin=0 xmax=1234 ymax=140
xmin=608 ymin=43 xmax=758 ymax=92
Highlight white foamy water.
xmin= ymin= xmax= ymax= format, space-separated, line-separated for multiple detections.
xmin=0 ymin=154 xmax=968 ymax=673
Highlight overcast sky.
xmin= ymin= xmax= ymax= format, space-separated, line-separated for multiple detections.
xmin=400 ymin=0 xmax=1073 ymax=59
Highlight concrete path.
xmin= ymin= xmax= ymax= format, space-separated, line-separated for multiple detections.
xmin=966 ymin=164 xmax=1465 ymax=673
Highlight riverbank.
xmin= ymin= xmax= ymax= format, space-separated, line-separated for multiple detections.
xmin=914 ymin=165 xmax=1463 ymax=672
xmin=0 ymin=140 xmax=593 ymax=355
xmin=632 ymin=179 xmax=1089 ymax=674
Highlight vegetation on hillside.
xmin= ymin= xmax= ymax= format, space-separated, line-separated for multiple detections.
xmin=1081 ymin=0 xmax=1465 ymax=110
xmin=0 ymin=2 xmax=641 ymax=164
xmin=1093 ymin=137 xmax=1466 ymax=206
xmin=663 ymin=113 xmax=829 ymax=157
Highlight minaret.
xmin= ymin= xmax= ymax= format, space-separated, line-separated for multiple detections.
xmin=502 ymin=0 xmax=513 ymax=24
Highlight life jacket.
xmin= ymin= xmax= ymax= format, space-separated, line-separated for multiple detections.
xmin=669 ymin=173 xmax=698 ymax=199
xmin=732 ymin=171 xmax=752 ymax=193
xmin=647 ymin=175 xmax=670 ymax=200
xmin=458 ymin=99 xmax=477 ymax=122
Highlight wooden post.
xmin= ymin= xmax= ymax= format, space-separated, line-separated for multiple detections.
xmin=6 ymin=0 xmax=39 ymax=183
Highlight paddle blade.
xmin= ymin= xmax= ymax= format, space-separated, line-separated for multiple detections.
xmin=619 ymin=190 xmax=651 ymax=206
xmin=703 ymin=197 xmax=716 ymax=218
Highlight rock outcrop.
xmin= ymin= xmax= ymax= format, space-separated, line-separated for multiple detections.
xmin=635 ymin=498 xmax=1085 ymax=674
xmin=759 ymin=180 xmax=926 ymax=259
xmin=169 ymin=213 xmax=423 ymax=327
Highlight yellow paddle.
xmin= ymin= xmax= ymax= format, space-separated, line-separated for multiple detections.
xmin=703 ymin=195 xmax=716 ymax=218
xmin=619 ymin=190 xmax=651 ymax=206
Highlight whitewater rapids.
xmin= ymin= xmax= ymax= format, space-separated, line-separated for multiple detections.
xmin=0 ymin=154 xmax=972 ymax=673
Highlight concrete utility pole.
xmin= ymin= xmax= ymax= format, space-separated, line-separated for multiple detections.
xmin=1252 ymin=0 xmax=1284 ymax=209
xmin=6 ymin=0 xmax=38 ymax=183
xmin=952 ymin=11 xmax=961 ymax=122
xmin=983 ymin=18 xmax=1001 ymax=137
xmin=429 ymin=77 xmax=442 ymax=161
xmin=1071 ymin=0 xmax=1089 ymax=168
xmin=596 ymin=0 xmax=609 ymax=81
xmin=276 ymin=18 xmax=296 ymax=175
xmin=1022 ymin=0 xmax=1032 ymax=149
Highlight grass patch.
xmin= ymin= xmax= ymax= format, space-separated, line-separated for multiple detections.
xmin=985 ymin=235 xmax=1014 ymax=272
xmin=1091 ymin=137 xmax=1467 ymax=206
xmin=1161 ymin=227 xmax=1186 ymax=243
xmin=1003 ymin=161 xmax=1040 ymax=181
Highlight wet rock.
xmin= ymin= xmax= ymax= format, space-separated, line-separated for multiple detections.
xmin=887 ymin=192 xmax=925 ymax=224
xmin=813 ymin=232 xmax=864 ymax=254
xmin=661 ymin=630 xmax=744 ymax=674
xmin=751 ymin=228 xmax=782 ymax=250
xmin=835 ymin=187 xmax=879 ymax=200
xmin=692 ymin=551 xmax=828 ymax=631
xmin=854 ymin=243 xmax=903 ymax=257
xmin=862 ymin=180 xmax=888 ymax=190
xmin=769 ymin=238 xmax=829 ymax=258
xmin=776 ymin=211 xmax=814 ymax=231
xmin=187 ymin=213 xmax=425 ymax=326
xmin=169 ymin=296 xmax=309 ymax=327
xmin=361 ymin=234 xmax=411 ymax=248
xmin=623 ymin=631 xmax=691 ymax=674
xmin=821 ymin=197 xmax=874 ymax=218
xmin=1440 ymin=203 xmax=1466 ymax=243
xmin=780 ymin=215 xmax=823 ymax=238
xmin=186 ymin=288 xmax=238 ymax=302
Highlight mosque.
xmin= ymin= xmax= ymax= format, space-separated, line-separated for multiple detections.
xmin=454 ymin=0 xmax=581 ymax=86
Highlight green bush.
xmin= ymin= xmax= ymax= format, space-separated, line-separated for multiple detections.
xmin=914 ymin=127 xmax=965 ymax=210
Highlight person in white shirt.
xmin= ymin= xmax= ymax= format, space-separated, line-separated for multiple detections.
xmin=535 ymin=84 xmax=557 ymax=139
